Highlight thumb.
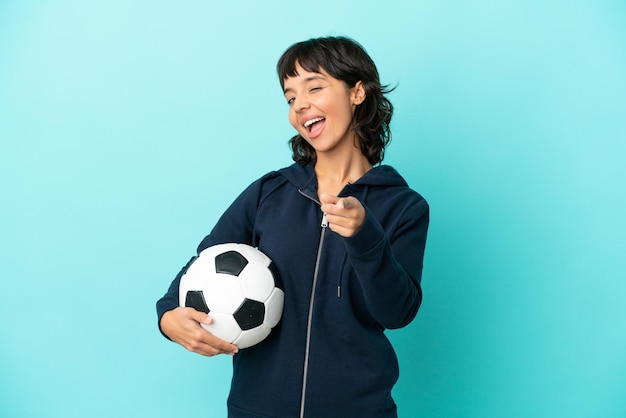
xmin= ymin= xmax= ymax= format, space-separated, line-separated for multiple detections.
xmin=340 ymin=196 xmax=359 ymax=209
xmin=189 ymin=308 xmax=213 ymax=325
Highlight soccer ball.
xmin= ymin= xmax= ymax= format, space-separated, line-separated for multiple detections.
xmin=179 ymin=243 xmax=284 ymax=349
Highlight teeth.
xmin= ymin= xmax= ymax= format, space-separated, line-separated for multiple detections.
xmin=303 ymin=117 xmax=324 ymax=128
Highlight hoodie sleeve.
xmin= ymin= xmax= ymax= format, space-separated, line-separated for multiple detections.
xmin=343 ymin=195 xmax=429 ymax=329
xmin=155 ymin=173 xmax=276 ymax=337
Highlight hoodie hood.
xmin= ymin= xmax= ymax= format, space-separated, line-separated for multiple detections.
xmin=278 ymin=163 xmax=409 ymax=191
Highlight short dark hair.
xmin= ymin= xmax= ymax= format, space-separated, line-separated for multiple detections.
xmin=277 ymin=36 xmax=394 ymax=166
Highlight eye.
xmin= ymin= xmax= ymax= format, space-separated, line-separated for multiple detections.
xmin=287 ymin=97 xmax=295 ymax=105
xmin=310 ymin=86 xmax=322 ymax=93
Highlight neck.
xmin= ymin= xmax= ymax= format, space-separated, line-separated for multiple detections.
xmin=314 ymin=150 xmax=372 ymax=196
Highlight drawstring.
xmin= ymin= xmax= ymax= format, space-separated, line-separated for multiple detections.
xmin=336 ymin=253 xmax=347 ymax=297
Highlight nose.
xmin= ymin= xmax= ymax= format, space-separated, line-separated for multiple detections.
xmin=293 ymin=96 xmax=310 ymax=112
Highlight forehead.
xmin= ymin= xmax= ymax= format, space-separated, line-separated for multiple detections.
xmin=282 ymin=64 xmax=333 ymax=92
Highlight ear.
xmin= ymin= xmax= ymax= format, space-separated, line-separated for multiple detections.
xmin=351 ymin=81 xmax=366 ymax=106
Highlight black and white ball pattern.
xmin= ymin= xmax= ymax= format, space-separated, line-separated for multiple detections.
xmin=179 ymin=243 xmax=284 ymax=349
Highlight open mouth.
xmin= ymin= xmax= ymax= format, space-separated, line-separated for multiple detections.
xmin=303 ymin=117 xmax=325 ymax=133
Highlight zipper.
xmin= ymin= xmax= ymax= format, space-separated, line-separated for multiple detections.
xmin=297 ymin=189 xmax=327 ymax=418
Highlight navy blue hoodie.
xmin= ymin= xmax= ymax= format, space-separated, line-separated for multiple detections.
xmin=156 ymin=162 xmax=429 ymax=418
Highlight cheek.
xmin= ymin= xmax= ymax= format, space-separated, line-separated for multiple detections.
xmin=324 ymin=95 xmax=353 ymax=124
xmin=288 ymin=110 xmax=300 ymax=131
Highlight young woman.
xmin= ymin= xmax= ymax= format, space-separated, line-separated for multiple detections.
xmin=156 ymin=36 xmax=429 ymax=418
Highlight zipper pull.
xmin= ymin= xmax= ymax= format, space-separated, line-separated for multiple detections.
xmin=321 ymin=212 xmax=328 ymax=228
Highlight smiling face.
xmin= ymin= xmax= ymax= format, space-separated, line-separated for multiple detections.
xmin=283 ymin=64 xmax=365 ymax=159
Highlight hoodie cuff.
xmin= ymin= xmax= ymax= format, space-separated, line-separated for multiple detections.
xmin=343 ymin=205 xmax=386 ymax=257
xmin=156 ymin=298 xmax=179 ymax=340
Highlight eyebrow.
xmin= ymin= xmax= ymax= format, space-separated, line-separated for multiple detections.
xmin=283 ymin=75 xmax=326 ymax=95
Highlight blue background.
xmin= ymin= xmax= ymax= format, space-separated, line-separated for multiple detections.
xmin=1 ymin=1 xmax=625 ymax=417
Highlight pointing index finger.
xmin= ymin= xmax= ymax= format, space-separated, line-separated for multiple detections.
xmin=319 ymin=193 xmax=338 ymax=204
